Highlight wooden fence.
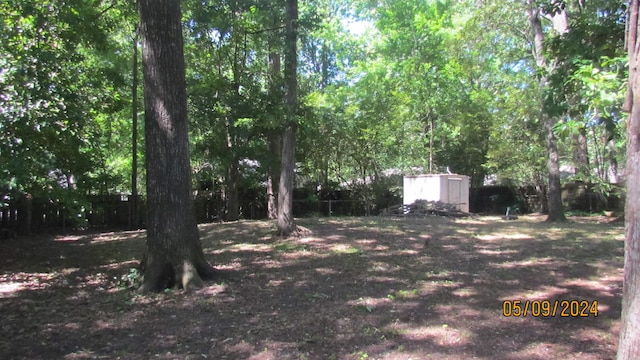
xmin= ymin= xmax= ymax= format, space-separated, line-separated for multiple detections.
xmin=1 ymin=195 xmax=145 ymax=233
xmin=0 ymin=193 xmax=267 ymax=234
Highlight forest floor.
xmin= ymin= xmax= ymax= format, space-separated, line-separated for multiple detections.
xmin=0 ymin=214 xmax=624 ymax=359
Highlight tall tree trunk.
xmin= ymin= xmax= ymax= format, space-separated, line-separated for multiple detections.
xmin=573 ymin=127 xmax=589 ymax=179
xmin=608 ymin=138 xmax=619 ymax=183
xmin=277 ymin=0 xmax=298 ymax=236
xmin=131 ymin=28 xmax=139 ymax=229
xmin=224 ymin=116 xmax=240 ymax=221
xmin=527 ymin=0 xmax=566 ymax=222
xmin=267 ymin=132 xmax=281 ymax=220
xmin=543 ymin=112 xmax=566 ymax=221
xmin=17 ymin=193 xmax=32 ymax=236
xmin=225 ymin=157 xmax=240 ymax=221
xmin=266 ymin=176 xmax=277 ymax=219
xmin=267 ymin=52 xmax=281 ymax=220
xmin=429 ymin=114 xmax=434 ymax=174
xmin=138 ymin=0 xmax=217 ymax=293
xmin=617 ymin=1 xmax=640 ymax=358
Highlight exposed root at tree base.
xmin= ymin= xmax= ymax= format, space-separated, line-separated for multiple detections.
xmin=275 ymin=225 xmax=312 ymax=238
xmin=137 ymin=260 xmax=226 ymax=294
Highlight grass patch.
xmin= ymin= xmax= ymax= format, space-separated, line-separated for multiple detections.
xmin=272 ymin=243 xmax=310 ymax=253
xmin=331 ymin=245 xmax=362 ymax=255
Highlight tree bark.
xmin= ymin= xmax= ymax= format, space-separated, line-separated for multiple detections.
xmin=573 ymin=127 xmax=589 ymax=178
xmin=428 ymin=113 xmax=435 ymax=174
xmin=624 ymin=0 xmax=639 ymax=113
xmin=267 ymin=132 xmax=281 ymax=220
xmin=618 ymin=1 xmax=640 ymax=357
xmin=543 ymin=112 xmax=566 ymax=221
xmin=130 ymin=28 xmax=139 ymax=229
xmin=277 ymin=0 xmax=298 ymax=236
xmin=267 ymin=52 xmax=281 ymax=220
xmin=17 ymin=193 xmax=32 ymax=236
xmin=527 ymin=0 xmax=566 ymax=222
xmin=608 ymin=137 xmax=619 ymax=183
xmin=224 ymin=115 xmax=240 ymax=221
xmin=138 ymin=0 xmax=217 ymax=293
xmin=225 ymin=156 xmax=240 ymax=221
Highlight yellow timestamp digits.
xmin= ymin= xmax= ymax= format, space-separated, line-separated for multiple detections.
xmin=502 ymin=299 xmax=599 ymax=317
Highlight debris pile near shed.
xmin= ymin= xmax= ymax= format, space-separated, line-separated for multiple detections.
xmin=380 ymin=199 xmax=473 ymax=218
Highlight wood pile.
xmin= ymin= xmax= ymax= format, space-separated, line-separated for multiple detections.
xmin=380 ymin=199 xmax=473 ymax=218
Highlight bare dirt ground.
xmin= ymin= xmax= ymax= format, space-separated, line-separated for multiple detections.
xmin=0 ymin=215 xmax=624 ymax=359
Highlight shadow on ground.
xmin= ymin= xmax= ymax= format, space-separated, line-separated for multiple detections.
xmin=0 ymin=215 xmax=624 ymax=359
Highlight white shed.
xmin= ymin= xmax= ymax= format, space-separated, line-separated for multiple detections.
xmin=403 ymin=174 xmax=470 ymax=213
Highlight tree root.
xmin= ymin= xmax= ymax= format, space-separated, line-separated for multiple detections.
xmin=275 ymin=225 xmax=312 ymax=238
xmin=137 ymin=257 xmax=224 ymax=294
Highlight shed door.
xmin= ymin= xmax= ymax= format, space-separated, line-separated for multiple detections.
xmin=448 ymin=178 xmax=462 ymax=209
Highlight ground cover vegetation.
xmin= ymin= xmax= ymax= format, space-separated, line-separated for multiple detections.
xmin=0 ymin=216 xmax=625 ymax=359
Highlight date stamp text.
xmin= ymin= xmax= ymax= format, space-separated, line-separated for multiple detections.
xmin=502 ymin=299 xmax=599 ymax=317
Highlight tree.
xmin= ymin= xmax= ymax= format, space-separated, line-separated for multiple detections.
xmin=0 ymin=0 xmax=135 ymax=230
xmin=138 ymin=0 xmax=217 ymax=292
xmin=526 ymin=0 xmax=567 ymax=222
xmin=267 ymin=53 xmax=282 ymax=220
xmin=617 ymin=1 xmax=640 ymax=357
xmin=184 ymin=0 xmax=286 ymax=222
xmin=130 ymin=27 xmax=140 ymax=229
xmin=277 ymin=0 xmax=298 ymax=236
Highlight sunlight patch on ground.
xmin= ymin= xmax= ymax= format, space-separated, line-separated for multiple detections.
xmin=0 ymin=272 xmax=58 ymax=297
xmin=0 ymin=282 xmax=24 ymax=298
xmin=216 ymin=261 xmax=244 ymax=270
xmin=89 ymin=230 xmax=144 ymax=243
xmin=347 ymin=295 xmax=398 ymax=310
xmin=355 ymin=239 xmax=377 ymax=245
xmin=366 ymin=275 xmax=402 ymax=284
xmin=64 ymin=349 xmax=100 ymax=359
xmin=451 ymin=287 xmax=479 ymax=298
xmin=559 ymin=278 xmax=616 ymax=296
xmin=247 ymin=257 xmax=285 ymax=269
xmin=60 ymin=267 xmax=81 ymax=275
xmin=99 ymin=260 xmax=139 ymax=270
xmin=54 ymin=235 xmax=85 ymax=242
xmin=224 ymin=340 xmax=254 ymax=355
xmin=476 ymin=233 xmax=534 ymax=241
xmin=606 ymin=231 xmax=625 ymax=241
xmin=297 ymin=236 xmax=324 ymax=244
xmin=372 ymin=244 xmax=390 ymax=251
xmin=491 ymin=257 xmax=563 ymax=269
xmin=330 ymin=244 xmax=362 ymax=254
xmin=267 ymin=279 xmax=284 ymax=287
xmin=600 ymin=270 xmax=624 ymax=284
xmin=476 ymin=247 xmax=519 ymax=255
xmin=500 ymin=285 xmax=569 ymax=301
xmin=511 ymin=342 xmax=570 ymax=360
xmin=393 ymin=324 xmax=471 ymax=347
xmin=275 ymin=250 xmax=316 ymax=260
xmin=325 ymin=234 xmax=347 ymax=241
xmin=210 ymin=242 xmax=273 ymax=254
xmin=425 ymin=279 xmax=464 ymax=288
xmin=369 ymin=261 xmax=392 ymax=271
xmin=315 ymin=267 xmax=340 ymax=275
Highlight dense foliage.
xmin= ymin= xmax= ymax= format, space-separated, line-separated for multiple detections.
xmin=0 ymin=0 xmax=628 ymax=220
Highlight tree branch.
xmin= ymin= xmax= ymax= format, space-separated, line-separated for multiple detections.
xmin=246 ymin=25 xmax=286 ymax=35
